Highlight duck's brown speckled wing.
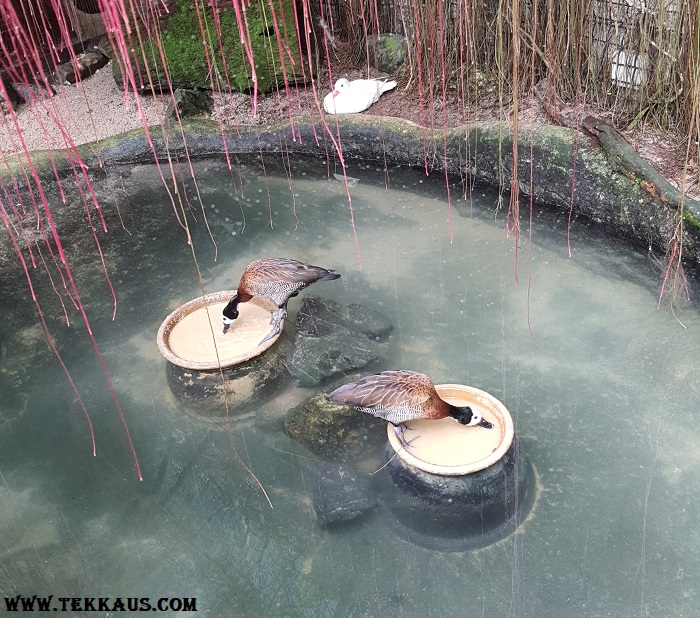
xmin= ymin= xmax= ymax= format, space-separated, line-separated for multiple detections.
xmin=240 ymin=258 xmax=339 ymax=305
xmin=244 ymin=258 xmax=332 ymax=285
xmin=327 ymin=370 xmax=437 ymax=422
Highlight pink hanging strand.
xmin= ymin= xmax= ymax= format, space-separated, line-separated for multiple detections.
xmin=300 ymin=0 xmax=362 ymax=266
xmin=228 ymin=0 xmax=260 ymax=116
xmin=0 ymin=201 xmax=96 ymax=457
xmin=436 ymin=0 xmax=453 ymax=243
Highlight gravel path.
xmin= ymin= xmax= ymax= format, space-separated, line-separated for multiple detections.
xmin=0 ymin=67 xmax=166 ymax=155
xmin=0 ymin=63 xmax=322 ymax=157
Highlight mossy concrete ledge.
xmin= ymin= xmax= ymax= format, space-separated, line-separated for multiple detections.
xmin=5 ymin=115 xmax=700 ymax=264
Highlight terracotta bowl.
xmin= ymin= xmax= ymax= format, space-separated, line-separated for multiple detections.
xmin=386 ymin=384 xmax=515 ymax=475
xmin=156 ymin=291 xmax=282 ymax=370
xmin=374 ymin=384 xmax=536 ymax=551
xmin=156 ymin=291 xmax=289 ymax=417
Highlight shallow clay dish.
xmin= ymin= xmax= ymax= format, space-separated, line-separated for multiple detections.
xmin=386 ymin=384 xmax=514 ymax=476
xmin=156 ymin=291 xmax=281 ymax=371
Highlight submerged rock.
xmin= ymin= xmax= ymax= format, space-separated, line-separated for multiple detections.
xmin=150 ymin=434 xmax=329 ymax=616
xmin=285 ymin=296 xmax=392 ymax=386
xmin=0 ymin=323 xmax=54 ymax=425
xmin=284 ymin=389 xmax=385 ymax=460
xmin=286 ymin=328 xmax=385 ymax=387
xmin=296 ymin=296 xmax=393 ymax=339
xmin=311 ymin=462 xmax=376 ymax=527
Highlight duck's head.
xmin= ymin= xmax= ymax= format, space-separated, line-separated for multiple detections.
xmin=449 ymin=405 xmax=494 ymax=429
xmin=332 ymin=78 xmax=350 ymax=97
xmin=221 ymin=294 xmax=240 ymax=334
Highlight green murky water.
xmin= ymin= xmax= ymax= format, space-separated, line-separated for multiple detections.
xmin=1 ymin=157 xmax=699 ymax=617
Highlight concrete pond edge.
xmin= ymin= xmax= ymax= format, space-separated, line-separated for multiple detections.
xmin=3 ymin=114 xmax=700 ymax=265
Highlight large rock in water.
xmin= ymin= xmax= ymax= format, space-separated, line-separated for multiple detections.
xmin=286 ymin=328 xmax=383 ymax=387
xmin=284 ymin=388 xmax=386 ymax=460
xmin=285 ymin=296 xmax=392 ymax=387
xmin=311 ymin=462 xmax=376 ymax=527
xmin=296 ymin=295 xmax=393 ymax=339
xmin=113 ymin=0 xmax=306 ymax=94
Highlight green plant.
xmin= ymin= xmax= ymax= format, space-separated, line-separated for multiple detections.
xmin=113 ymin=0 xmax=303 ymax=93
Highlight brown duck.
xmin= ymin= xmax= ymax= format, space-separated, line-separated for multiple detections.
xmin=326 ymin=370 xmax=493 ymax=447
xmin=222 ymin=257 xmax=341 ymax=344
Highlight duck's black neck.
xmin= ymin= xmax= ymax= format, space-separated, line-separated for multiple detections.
xmin=447 ymin=404 xmax=472 ymax=420
xmin=222 ymin=295 xmax=240 ymax=320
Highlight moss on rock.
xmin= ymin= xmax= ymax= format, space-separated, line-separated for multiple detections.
xmin=367 ymin=33 xmax=408 ymax=73
xmin=113 ymin=0 xmax=305 ymax=93
xmin=284 ymin=390 xmax=386 ymax=461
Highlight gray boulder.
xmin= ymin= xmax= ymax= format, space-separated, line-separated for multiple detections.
xmin=0 ymin=79 xmax=20 ymax=110
xmin=296 ymin=296 xmax=392 ymax=339
xmin=285 ymin=296 xmax=392 ymax=386
xmin=286 ymin=326 xmax=385 ymax=387
xmin=312 ymin=463 xmax=376 ymax=527
xmin=284 ymin=389 xmax=385 ymax=460
xmin=96 ymin=36 xmax=115 ymax=60
xmin=367 ymin=33 xmax=408 ymax=73
xmin=54 ymin=50 xmax=109 ymax=85
xmin=166 ymin=88 xmax=213 ymax=121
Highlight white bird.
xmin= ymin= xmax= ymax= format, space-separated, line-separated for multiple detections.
xmin=323 ymin=78 xmax=397 ymax=114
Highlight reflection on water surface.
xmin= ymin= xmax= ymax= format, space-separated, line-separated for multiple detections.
xmin=1 ymin=157 xmax=699 ymax=617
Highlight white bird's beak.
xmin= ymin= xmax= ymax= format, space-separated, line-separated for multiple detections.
xmin=332 ymin=90 xmax=340 ymax=97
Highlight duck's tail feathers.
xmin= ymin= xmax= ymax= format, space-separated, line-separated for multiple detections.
xmin=380 ymin=80 xmax=398 ymax=94
xmin=320 ymin=269 xmax=341 ymax=281
xmin=325 ymin=383 xmax=353 ymax=403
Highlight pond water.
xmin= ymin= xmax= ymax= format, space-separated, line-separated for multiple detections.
xmin=1 ymin=156 xmax=699 ymax=617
